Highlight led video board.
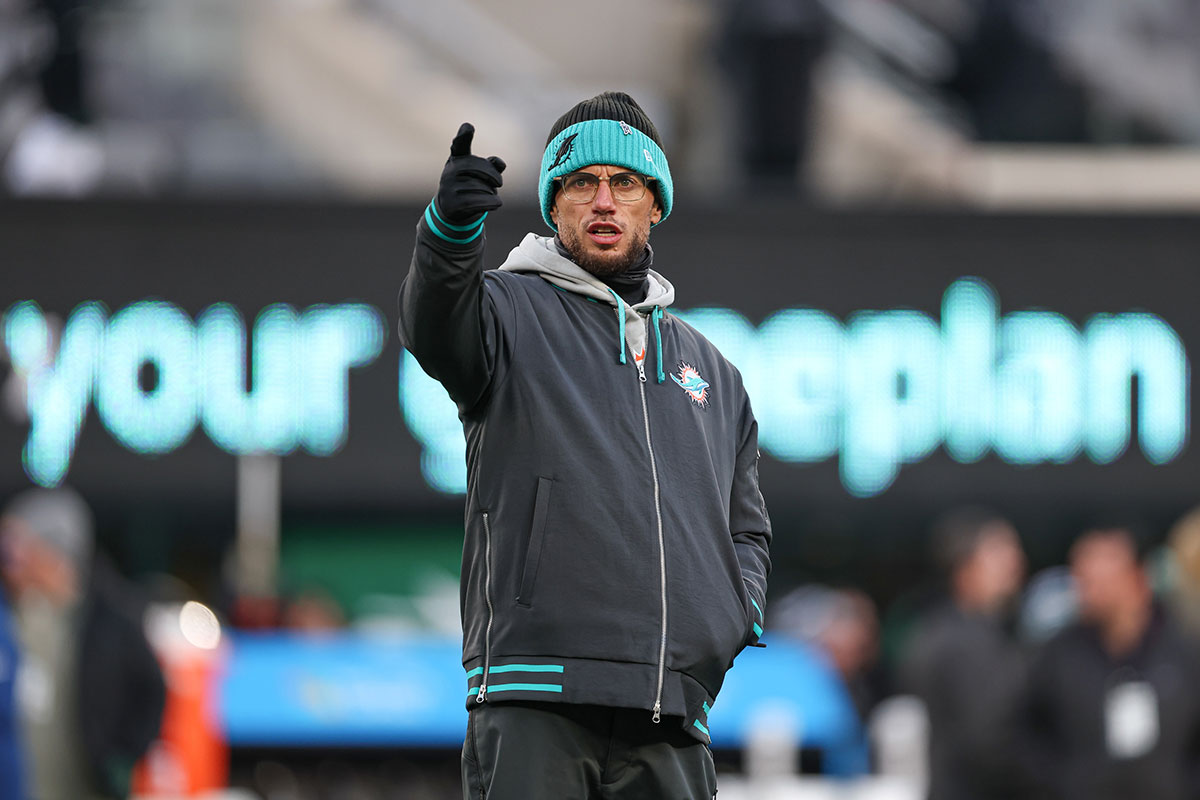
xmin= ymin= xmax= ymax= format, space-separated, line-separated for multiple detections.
xmin=0 ymin=201 xmax=1194 ymax=523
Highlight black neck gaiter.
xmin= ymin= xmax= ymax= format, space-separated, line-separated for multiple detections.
xmin=555 ymin=237 xmax=652 ymax=306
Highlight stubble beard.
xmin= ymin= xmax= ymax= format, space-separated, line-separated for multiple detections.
xmin=559 ymin=223 xmax=650 ymax=279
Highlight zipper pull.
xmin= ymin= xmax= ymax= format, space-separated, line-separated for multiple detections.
xmin=637 ymin=361 xmax=647 ymax=383
xmin=476 ymin=685 xmax=487 ymax=704
xmin=652 ymin=701 xmax=661 ymax=723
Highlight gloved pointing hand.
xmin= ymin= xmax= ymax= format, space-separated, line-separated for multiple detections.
xmin=435 ymin=123 xmax=506 ymax=224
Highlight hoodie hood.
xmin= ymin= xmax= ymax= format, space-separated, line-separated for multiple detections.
xmin=499 ymin=234 xmax=675 ymax=377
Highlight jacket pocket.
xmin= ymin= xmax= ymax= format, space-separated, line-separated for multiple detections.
xmin=744 ymin=593 xmax=766 ymax=649
xmin=516 ymin=477 xmax=553 ymax=607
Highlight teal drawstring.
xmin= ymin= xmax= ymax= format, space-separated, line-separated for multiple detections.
xmin=653 ymin=306 xmax=665 ymax=383
xmin=604 ymin=288 xmax=626 ymax=365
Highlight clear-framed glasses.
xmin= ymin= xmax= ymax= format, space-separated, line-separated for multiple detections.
xmin=554 ymin=171 xmax=655 ymax=204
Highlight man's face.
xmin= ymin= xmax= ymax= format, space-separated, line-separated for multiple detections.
xmin=1071 ymin=530 xmax=1145 ymax=623
xmin=550 ymin=164 xmax=662 ymax=278
xmin=965 ymin=523 xmax=1026 ymax=607
xmin=0 ymin=517 xmax=79 ymax=605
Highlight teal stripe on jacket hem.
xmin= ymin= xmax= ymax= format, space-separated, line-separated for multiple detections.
xmin=468 ymin=683 xmax=563 ymax=695
xmin=466 ymin=664 xmax=565 ymax=679
xmin=751 ymin=597 xmax=763 ymax=621
xmin=753 ymin=622 xmax=764 ymax=637
xmin=693 ymin=720 xmax=710 ymax=736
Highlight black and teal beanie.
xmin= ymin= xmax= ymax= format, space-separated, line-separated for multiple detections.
xmin=539 ymin=91 xmax=673 ymax=231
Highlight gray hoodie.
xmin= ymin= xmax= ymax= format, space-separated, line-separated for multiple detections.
xmin=499 ymin=233 xmax=674 ymax=370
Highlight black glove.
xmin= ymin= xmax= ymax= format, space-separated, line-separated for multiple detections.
xmin=434 ymin=123 xmax=506 ymax=224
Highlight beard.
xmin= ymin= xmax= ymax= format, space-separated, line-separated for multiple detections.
xmin=558 ymin=222 xmax=650 ymax=278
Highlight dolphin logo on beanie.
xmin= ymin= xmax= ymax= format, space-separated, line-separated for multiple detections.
xmin=548 ymin=133 xmax=579 ymax=171
xmin=539 ymin=91 xmax=673 ymax=231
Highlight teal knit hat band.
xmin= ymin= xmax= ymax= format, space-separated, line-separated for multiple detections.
xmin=539 ymin=119 xmax=673 ymax=231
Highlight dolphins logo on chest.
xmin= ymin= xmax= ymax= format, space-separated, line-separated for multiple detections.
xmin=671 ymin=362 xmax=711 ymax=409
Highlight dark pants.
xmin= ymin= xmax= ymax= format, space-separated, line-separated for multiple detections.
xmin=462 ymin=701 xmax=718 ymax=800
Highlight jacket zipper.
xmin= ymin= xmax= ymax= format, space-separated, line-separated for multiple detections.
xmin=636 ymin=316 xmax=668 ymax=724
xmin=477 ymin=510 xmax=495 ymax=703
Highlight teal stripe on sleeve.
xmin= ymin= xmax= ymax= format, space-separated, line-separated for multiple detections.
xmin=424 ymin=205 xmax=485 ymax=244
xmin=430 ymin=199 xmax=487 ymax=231
xmin=751 ymin=597 xmax=763 ymax=621
xmin=693 ymin=719 xmax=710 ymax=736
xmin=702 ymin=701 xmax=711 ymax=715
xmin=753 ymin=622 xmax=763 ymax=637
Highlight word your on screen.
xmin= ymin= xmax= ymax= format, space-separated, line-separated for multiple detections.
xmin=4 ymin=301 xmax=384 ymax=486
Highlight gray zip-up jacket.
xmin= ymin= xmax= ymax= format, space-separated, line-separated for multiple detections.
xmin=398 ymin=217 xmax=771 ymax=742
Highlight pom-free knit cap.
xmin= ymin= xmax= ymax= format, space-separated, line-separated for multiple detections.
xmin=545 ymin=91 xmax=664 ymax=148
xmin=539 ymin=91 xmax=673 ymax=231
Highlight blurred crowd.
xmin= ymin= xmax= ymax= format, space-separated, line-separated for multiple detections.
xmin=769 ymin=504 xmax=1200 ymax=800
xmin=0 ymin=487 xmax=165 ymax=799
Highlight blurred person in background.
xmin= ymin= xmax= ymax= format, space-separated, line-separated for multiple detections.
xmin=770 ymin=584 xmax=877 ymax=776
xmin=280 ymin=585 xmax=346 ymax=633
xmin=34 ymin=0 xmax=91 ymax=128
xmin=0 ymin=555 xmax=22 ymax=800
xmin=0 ymin=0 xmax=48 ymax=176
xmin=907 ymin=0 xmax=1091 ymax=142
xmin=399 ymin=91 xmax=771 ymax=799
xmin=0 ymin=0 xmax=105 ymax=195
xmin=717 ymin=0 xmax=831 ymax=195
xmin=899 ymin=0 xmax=1200 ymax=144
xmin=1166 ymin=506 xmax=1200 ymax=640
xmin=0 ymin=487 xmax=165 ymax=800
xmin=773 ymin=584 xmax=881 ymax=723
xmin=1017 ymin=523 xmax=1200 ymax=800
xmin=899 ymin=507 xmax=1028 ymax=800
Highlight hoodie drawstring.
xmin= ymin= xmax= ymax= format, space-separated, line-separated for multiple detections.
xmin=603 ymin=291 xmax=665 ymax=381
xmin=604 ymin=288 xmax=627 ymax=365
xmin=652 ymin=306 xmax=665 ymax=384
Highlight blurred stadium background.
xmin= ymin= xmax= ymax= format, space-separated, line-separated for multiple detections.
xmin=2 ymin=0 xmax=1199 ymax=798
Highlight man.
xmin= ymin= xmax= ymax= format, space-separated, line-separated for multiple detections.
xmin=0 ymin=565 xmax=23 ymax=800
xmin=399 ymin=91 xmax=772 ymax=799
xmin=773 ymin=584 xmax=880 ymax=724
xmin=769 ymin=585 xmax=877 ymax=776
xmin=1 ymin=487 xmax=166 ymax=800
xmin=0 ymin=0 xmax=107 ymax=195
xmin=1018 ymin=524 xmax=1200 ymax=800
xmin=900 ymin=508 xmax=1028 ymax=800
xmin=1166 ymin=505 xmax=1200 ymax=640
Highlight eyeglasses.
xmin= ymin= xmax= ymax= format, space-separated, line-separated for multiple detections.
xmin=554 ymin=171 xmax=655 ymax=204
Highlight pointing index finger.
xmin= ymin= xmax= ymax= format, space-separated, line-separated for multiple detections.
xmin=450 ymin=123 xmax=475 ymax=158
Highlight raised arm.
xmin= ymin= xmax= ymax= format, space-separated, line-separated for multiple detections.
xmin=398 ymin=123 xmax=507 ymax=412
